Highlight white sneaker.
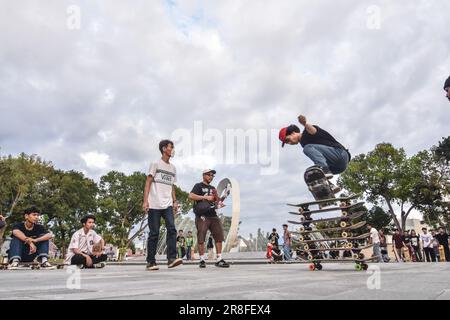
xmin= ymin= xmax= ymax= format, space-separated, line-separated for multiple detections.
xmin=93 ymin=262 xmax=106 ymax=269
xmin=7 ymin=261 xmax=20 ymax=270
xmin=40 ymin=261 xmax=56 ymax=270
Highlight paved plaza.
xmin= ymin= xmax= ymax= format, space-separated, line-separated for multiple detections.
xmin=1 ymin=260 xmax=449 ymax=300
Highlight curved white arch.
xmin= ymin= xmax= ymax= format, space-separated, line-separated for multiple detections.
xmin=217 ymin=178 xmax=240 ymax=252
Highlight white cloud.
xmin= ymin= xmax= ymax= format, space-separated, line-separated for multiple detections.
xmin=80 ymin=151 xmax=110 ymax=170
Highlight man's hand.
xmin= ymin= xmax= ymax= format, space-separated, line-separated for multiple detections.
xmin=203 ymin=195 xmax=215 ymax=202
xmin=173 ymin=201 xmax=179 ymax=215
xmin=143 ymin=200 xmax=149 ymax=212
xmin=85 ymin=255 xmax=93 ymax=267
xmin=0 ymin=215 xmax=4 ymax=221
xmin=29 ymin=242 xmax=37 ymax=254
xmin=298 ymin=115 xmax=307 ymax=126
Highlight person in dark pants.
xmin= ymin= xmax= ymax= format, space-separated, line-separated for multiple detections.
xmin=189 ymin=169 xmax=230 ymax=268
xmin=410 ymin=230 xmax=422 ymax=262
xmin=142 ymin=140 xmax=182 ymax=271
xmin=65 ymin=214 xmax=107 ymax=268
xmin=279 ymin=115 xmax=351 ymax=179
xmin=7 ymin=207 xmax=55 ymax=270
xmin=435 ymin=227 xmax=450 ymax=262
xmin=420 ymin=228 xmax=435 ymax=262
xmin=185 ymin=231 xmax=194 ymax=261
xmin=444 ymin=75 xmax=450 ymax=101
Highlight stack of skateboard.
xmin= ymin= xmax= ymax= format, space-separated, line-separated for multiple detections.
xmin=287 ymin=194 xmax=374 ymax=271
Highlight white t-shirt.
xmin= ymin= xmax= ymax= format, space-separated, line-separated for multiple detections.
xmin=370 ymin=227 xmax=380 ymax=244
xmin=65 ymin=228 xmax=103 ymax=264
xmin=147 ymin=159 xmax=177 ymax=210
xmin=420 ymin=233 xmax=433 ymax=248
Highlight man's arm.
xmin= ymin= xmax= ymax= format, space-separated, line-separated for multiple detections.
xmin=142 ymin=175 xmax=153 ymax=211
xmin=298 ymin=115 xmax=317 ymax=135
xmin=32 ymin=232 xmax=53 ymax=243
xmin=172 ymin=185 xmax=179 ymax=214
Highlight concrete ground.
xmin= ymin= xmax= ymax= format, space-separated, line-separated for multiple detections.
xmin=0 ymin=261 xmax=449 ymax=300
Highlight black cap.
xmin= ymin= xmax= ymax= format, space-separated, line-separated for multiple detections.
xmin=444 ymin=76 xmax=450 ymax=90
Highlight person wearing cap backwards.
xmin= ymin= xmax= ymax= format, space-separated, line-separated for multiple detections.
xmin=189 ymin=169 xmax=230 ymax=268
xmin=65 ymin=214 xmax=107 ymax=268
xmin=279 ymin=115 xmax=351 ymax=180
xmin=444 ymin=75 xmax=450 ymax=101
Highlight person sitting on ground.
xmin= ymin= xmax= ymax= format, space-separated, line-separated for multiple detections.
xmin=378 ymin=230 xmax=390 ymax=262
xmin=65 ymin=214 xmax=107 ymax=268
xmin=7 ymin=207 xmax=55 ymax=270
xmin=271 ymin=245 xmax=284 ymax=263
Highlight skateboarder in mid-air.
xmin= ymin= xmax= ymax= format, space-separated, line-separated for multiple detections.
xmin=279 ymin=115 xmax=351 ymax=181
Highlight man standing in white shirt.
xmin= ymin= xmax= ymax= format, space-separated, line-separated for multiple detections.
xmin=367 ymin=223 xmax=384 ymax=263
xmin=65 ymin=214 xmax=107 ymax=268
xmin=143 ymin=140 xmax=182 ymax=271
xmin=421 ymin=227 xmax=435 ymax=262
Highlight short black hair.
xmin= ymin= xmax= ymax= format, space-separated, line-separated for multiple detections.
xmin=272 ymin=228 xmax=276 ymax=232
xmin=24 ymin=206 xmax=40 ymax=215
xmin=80 ymin=214 xmax=96 ymax=225
xmin=179 ymin=229 xmax=183 ymax=232
xmin=286 ymin=125 xmax=300 ymax=136
xmin=282 ymin=224 xmax=288 ymax=227
xmin=159 ymin=140 xmax=174 ymax=154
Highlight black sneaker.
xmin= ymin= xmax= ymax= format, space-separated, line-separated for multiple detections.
xmin=215 ymin=259 xmax=230 ymax=268
xmin=146 ymin=262 xmax=159 ymax=271
xmin=167 ymin=258 xmax=183 ymax=268
xmin=199 ymin=260 xmax=206 ymax=268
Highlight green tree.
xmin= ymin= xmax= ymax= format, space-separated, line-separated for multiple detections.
xmin=361 ymin=206 xmax=392 ymax=232
xmin=338 ymin=143 xmax=425 ymax=231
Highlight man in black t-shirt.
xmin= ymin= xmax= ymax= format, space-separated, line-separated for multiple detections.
xmin=279 ymin=115 xmax=351 ymax=177
xmin=435 ymin=227 xmax=450 ymax=262
xmin=189 ymin=169 xmax=229 ymax=269
xmin=7 ymin=207 xmax=55 ymax=269
xmin=268 ymin=228 xmax=279 ymax=247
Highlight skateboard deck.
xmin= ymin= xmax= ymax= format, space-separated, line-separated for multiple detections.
xmin=300 ymin=256 xmax=378 ymax=271
xmin=301 ymin=243 xmax=374 ymax=253
xmin=287 ymin=211 xmax=365 ymax=226
xmin=292 ymin=221 xmax=367 ymax=235
xmin=287 ymin=193 xmax=363 ymax=208
xmin=303 ymin=166 xmax=335 ymax=204
xmin=215 ymin=180 xmax=232 ymax=210
xmin=296 ymin=232 xmax=370 ymax=243
xmin=290 ymin=201 xmax=365 ymax=215
xmin=439 ymin=245 xmax=446 ymax=262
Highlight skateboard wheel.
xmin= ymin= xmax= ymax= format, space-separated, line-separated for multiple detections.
xmin=298 ymin=235 xmax=304 ymax=242
xmin=358 ymin=253 xmax=365 ymax=260
xmin=316 ymin=264 xmax=323 ymax=271
xmin=309 ymin=264 xmax=315 ymax=271
xmin=341 ymin=211 xmax=348 ymax=217
xmin=342 ymin=231 xmax=348 ymax=238
xmin=299 ymin=215 xmax=306 ymax=223
xmin=346 ymin=243 xmax=353 ymax=249
xmin=352 ymin=253 xmax=359 ymax=259
xmin=355 ymin=264 xmax=363 ymax=271
xmin=57 ymin=265 xmax=64 ymax=269
xmin=298 ymin=226 xmax=305 ymax=233
xmin=339 ymin=221 xmax=347 ymax=228
xmin=362 ymin=264 xmax=368 ymax=270
xmin=303 ymin=244 xmax=309 ymax=251
xmin=307 ymin=254 xmax=313 ymax=261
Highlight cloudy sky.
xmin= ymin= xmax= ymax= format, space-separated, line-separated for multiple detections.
xmin=1 ymin=0 xmax=449 ymax=238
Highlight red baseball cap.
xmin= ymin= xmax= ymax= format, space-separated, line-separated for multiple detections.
xmin=279 ymin=127 xmax=288 ymax=147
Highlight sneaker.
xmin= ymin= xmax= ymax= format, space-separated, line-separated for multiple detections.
xmin=93 ymin=262 xmax=106 ymax=269
xmin=199 ymin=260 xmax=206 ymax=268
xmin=40 ymin=261 xmax=56 ymax=270
xmin=215 ymin=259 xmax=230 ymax=268
xmin=7 ymin=261 xmax=20 ymax=270
xmin=146 ymin=262 xmax=159 ymax=271
xmin=168 ymin=258 xmax=183 ymax=268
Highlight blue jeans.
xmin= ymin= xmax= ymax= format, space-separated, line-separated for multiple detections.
xmin=146 ymin=207 xmax=177 ymax=263
xmin=8 ymin=236 xmax=50 ymax=263
xmin=186 ymin=246 xmax=192 ymax=260
xmin=283 ymin=245 xmax=291 ymax=260
xmin=303 ymin=144 xmax=349 ymax=174
xmin=373 ymin=243 xmax=384 ymax=263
